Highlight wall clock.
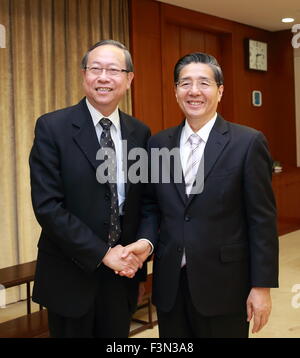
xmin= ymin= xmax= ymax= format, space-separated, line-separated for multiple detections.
xmin=247 ymin=39 xmax=268 ymax=71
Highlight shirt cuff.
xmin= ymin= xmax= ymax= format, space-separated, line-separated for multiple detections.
xmin=138 ymin=238 xmax=154 ymax=256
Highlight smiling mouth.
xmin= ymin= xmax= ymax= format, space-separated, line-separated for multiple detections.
xmin=96 ymin=87 xmax=112 ymax=92
xmin=187 ymin=100 xmax=204 ymax=106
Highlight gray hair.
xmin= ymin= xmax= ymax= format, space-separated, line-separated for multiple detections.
xmin=80 ymin=40 xmax=134 ymax=72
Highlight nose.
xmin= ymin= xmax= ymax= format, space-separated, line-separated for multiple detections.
xmin=97 ymin=69 xmax=110 ymax=81
xmin=188 ymin=83 xmax=202 ymax=94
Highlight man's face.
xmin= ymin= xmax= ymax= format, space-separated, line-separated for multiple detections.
xmin=82 ymin=45 xmax=134 ymax=116
xmin=175 ymin=62 xmax=224 ymax=123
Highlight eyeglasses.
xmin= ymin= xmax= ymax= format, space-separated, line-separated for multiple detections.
xmin=84 ymin=67 xmax=130 ymax=76
xmin=176 ymin=78 xmax=219 ymax=91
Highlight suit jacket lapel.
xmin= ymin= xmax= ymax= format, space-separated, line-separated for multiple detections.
xmin=203 ymin=115 xmax=229 ymax=180
xmin=167 ymin=121 xmax=187 ymax=205
xmin=119 ymin=110 xmax=139 ymax=196
xmin=186 ymin=115 xmax=230 ymax=207
xmin=72 ymin=99 xmax=100 ymax=171
xmin=72 ymin=105 xmax=142 ymax=195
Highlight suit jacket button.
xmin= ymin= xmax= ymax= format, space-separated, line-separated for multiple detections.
xmin=185 ymin=215 xmax=191 ymax=222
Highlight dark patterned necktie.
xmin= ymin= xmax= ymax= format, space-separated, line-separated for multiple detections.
xmin=99 ymin=118 xmax=121 ymax=247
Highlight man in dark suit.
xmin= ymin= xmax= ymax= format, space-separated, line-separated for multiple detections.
xmin=123 ymin=52 xmax=279 ymax=338
xmin=29 ymin=40 xmax=152 ymax=338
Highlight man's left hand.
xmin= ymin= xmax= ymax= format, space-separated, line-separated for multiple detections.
xmin=246 ymin=287 xmax=272 ymax=333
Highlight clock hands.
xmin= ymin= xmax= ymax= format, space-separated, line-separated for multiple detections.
xmin=256 ymin=53 xmax=264 ymax=68
xmin=248 ymin=39 xmax=267 ymax=70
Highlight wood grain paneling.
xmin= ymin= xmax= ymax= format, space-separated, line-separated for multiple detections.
xmin=130 ymin=0 xmax=296 ymax=163
xmin=129 ymin=0 xmax=163 ymax=133
xmin=161 ymin=25 xmax=225 ymax=128
xmin=161 ymin=22 xmax=181 ymax=129
xmin=180 ymin=27 xmax=205 ymax=55
xmin=130 ymin=0 xmax=299 ymax=233
xmin=269 ymin=31 xmax=297 ymax=167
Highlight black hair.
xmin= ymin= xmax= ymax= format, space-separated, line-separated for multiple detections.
xmin=174 ymin=52 xmax=223 ymax=86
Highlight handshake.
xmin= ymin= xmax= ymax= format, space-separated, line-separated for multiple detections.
xmin=102 ymin=240 xmax=152 ymax=278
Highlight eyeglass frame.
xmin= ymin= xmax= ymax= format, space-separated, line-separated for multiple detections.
xmin=176 ymin=77 xmax=221 ymax=91
xmin=84 ymin=66 xmax=130 ymax=76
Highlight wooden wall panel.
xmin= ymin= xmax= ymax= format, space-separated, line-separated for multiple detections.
xmin=229 ymin=24 xmax=276 ymax=158
xmin=219 ymin=34 xmax=234 ymax=121
xmin=161 ymin=2 xmax=234 ymax=34
xmin=161 ymin=22 xmax=181 ymax=129
xmin=129 ymin=0 xmax=163 ymax=133
xmin=130 ymin=0 xmax=296 ymax=166
xmin=269 ymin=31 xmax=297 ymax=167
xmin=204 ymin=32 xmax=221 ymax=60
xmin=130 ymin=0 xmax=299 ymax=234
xmin=161 ymin=25 xmax=225 ymax=128
xmin=180 ymin=27 xmax=205 ymax=55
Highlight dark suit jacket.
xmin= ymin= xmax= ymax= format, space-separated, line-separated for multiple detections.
xmin=138 ymin=115 xmax=279 ymax=316
xmin=29 ymin=98 xmax=150 ymax=318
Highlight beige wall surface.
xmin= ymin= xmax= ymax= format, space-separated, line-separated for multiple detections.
xmin=294 ymin=48 xmax=300 ymax=167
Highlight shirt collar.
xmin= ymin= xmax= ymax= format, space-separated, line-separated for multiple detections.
xmin=85 ymin=98 xmax=120 ymax=132
xmin=182 ymin=113 xmax=217 ymax=145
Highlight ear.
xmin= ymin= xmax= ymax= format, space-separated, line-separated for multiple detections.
xmin=126 ymin=72 xmax=134 ymax=89
xmin=174 ymin=85 xmax=179 ymax=102
xmin=218 ymin=85 xmax=224 ymax=102
xmin=81 ymin=69 xmax=87 ymax=81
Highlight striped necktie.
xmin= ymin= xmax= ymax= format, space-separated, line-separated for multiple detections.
xmin=184 ymin=133 xmax=202 ymax=196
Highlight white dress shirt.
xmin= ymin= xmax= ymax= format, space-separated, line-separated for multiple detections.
xmin=180 ymin=113 xmax=217 ymax=178
xmin=87 ymin=99 xmax=154 ymax=256
xmin=179 ymin=113 xmax=217 ymax=267
xmin=86 ymin=98 xmax=126 ymax=214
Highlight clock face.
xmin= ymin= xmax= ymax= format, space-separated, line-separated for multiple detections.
xmin=248 ymin=39 xmax=267 ymax=71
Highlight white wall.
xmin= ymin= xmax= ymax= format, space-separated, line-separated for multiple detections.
xmin=295 ymin=48 xmax=300 ymax=167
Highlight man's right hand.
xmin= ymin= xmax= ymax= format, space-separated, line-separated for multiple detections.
xmin=116 ymin=240 xmax=152 ymax=278
xmin=102 ymin=245 xmax=142 ymax=278
xmin=122 ymin=240 xmax=152 ymax=264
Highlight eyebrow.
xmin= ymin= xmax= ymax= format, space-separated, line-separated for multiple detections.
xmin=179 ymin=76 xmax=213 ymax=81
xmin=88 ymin=61 xmax=120 ymax=67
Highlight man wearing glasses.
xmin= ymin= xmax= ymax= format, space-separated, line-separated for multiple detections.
xmin=123 ymin=52 xmax=278 ymax=338
xmin=29 ymin=40 xmax=152 ymax=337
